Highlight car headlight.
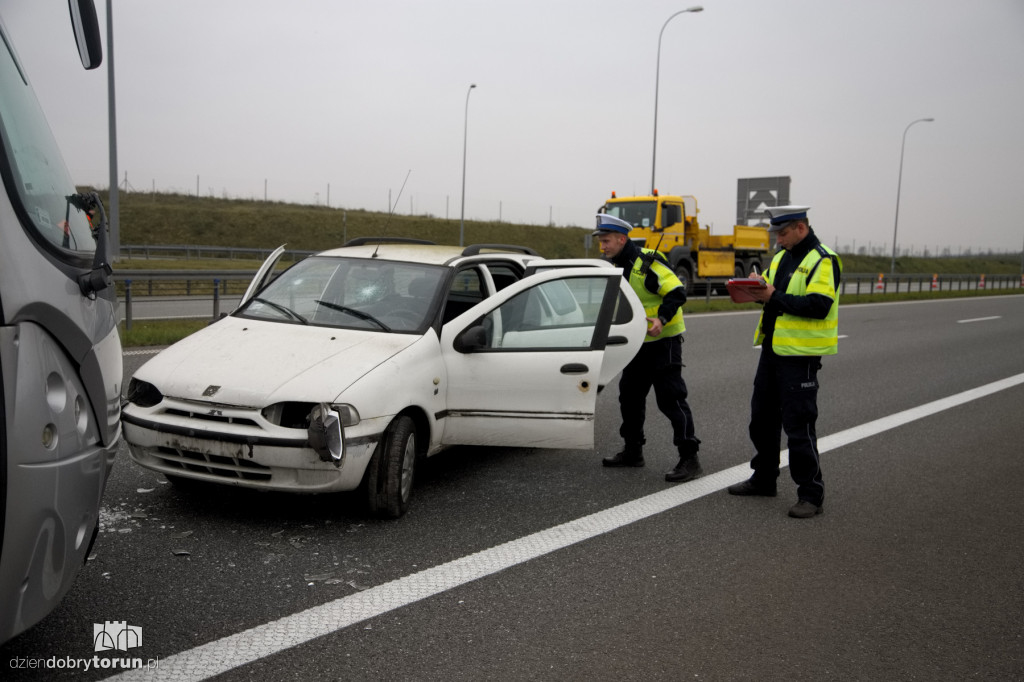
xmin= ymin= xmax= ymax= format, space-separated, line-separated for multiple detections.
xmin=261 ymin=402 xmax=360 ymax=428
xmin=332 ymin=404 xmax=360 ymax=427
xmin=126 ymin=378 xmax=163 ymax=407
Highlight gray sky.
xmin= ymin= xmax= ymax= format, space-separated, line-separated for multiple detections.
xmin=6 ymin=0 xmax=1024 ymax=254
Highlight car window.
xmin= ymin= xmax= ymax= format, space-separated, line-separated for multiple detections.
xmin=236 ymin=256 xmax=445 ymax=332
xmin=442 ymin=267 xmax=486 ymax=325
xmin=473 ymin=276 xmax=611 ymax=351
xmin=612 ymin=289 xmax=635 ymax=325
xmin=486 ymin=263 xmax=522 ymax=292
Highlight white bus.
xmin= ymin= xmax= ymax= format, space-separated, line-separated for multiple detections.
xmin=0 ymin=0 xmax=122 ymax=643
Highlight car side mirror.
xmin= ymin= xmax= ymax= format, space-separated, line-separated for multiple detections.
xmin=454 ymin=325 xmax=488 ymax=353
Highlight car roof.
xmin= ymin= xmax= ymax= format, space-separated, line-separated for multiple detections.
xmin=314 ymin=243 xmax=542 ymax=267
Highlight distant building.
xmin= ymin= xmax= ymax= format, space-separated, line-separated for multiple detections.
xmin=737 ymin=177 xmax=791 ymax=227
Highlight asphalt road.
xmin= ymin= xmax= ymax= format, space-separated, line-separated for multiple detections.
xmin=4 ymin=295 xmax=1023 ymax=681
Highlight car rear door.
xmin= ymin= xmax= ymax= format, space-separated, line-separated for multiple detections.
xmin=438 ymin=268 xmax=645 ymax=450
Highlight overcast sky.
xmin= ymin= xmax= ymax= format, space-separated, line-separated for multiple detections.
xmin=5 ymin=0 xmax=1024 ymax=254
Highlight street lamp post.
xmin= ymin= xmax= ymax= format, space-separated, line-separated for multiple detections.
xmin=890 ymin=117 xmax=934 ymax=273
xmin=651 ymin=6 xmax=703 ymax=195
xmin=106 ymin=0 xmax=119 ymax=260
xmin=459 ymin=83 xmax=477 ymax=247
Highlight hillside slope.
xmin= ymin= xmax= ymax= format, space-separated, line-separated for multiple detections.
xmin=105 ymin=191 xmax=1022 ymax=274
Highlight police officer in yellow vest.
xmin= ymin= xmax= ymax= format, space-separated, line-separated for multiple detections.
xmin=593 ymin=214 xmax=703 ymax=483
xmin=727 ymin=205 xmax=842 ymax=518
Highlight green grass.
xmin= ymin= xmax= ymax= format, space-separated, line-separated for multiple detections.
xmin=120 ymin=319 xmax=209 ymax=347
xmin=98 ymin=189 xmax=1023 ymax=274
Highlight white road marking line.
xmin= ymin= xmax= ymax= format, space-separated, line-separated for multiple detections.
xmin=107 ymin=371 xmax=1024 ymax=681
xmin=957 ymin=316 xmax=1001 ymax=324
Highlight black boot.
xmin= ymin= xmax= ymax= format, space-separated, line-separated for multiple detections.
xmin=665 ymin=445 xmax=703 ymax=482
xmin=602 ymin=443 xmax=644 ymax=467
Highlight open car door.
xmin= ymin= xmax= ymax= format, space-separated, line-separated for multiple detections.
xmin=525 ymin=258 xmax=639 ymax=386
xmin=238 ymin=244 xmax=286 ymax=308
xmin=438 ymin=267 xmax=645 ymax=450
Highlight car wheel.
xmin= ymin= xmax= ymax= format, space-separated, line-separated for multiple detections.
xmin=366 ymin=415 xmax=416 ymax=518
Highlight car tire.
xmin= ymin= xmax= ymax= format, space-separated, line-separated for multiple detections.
xmin=366 ymin=415 xmax=416 ymax=518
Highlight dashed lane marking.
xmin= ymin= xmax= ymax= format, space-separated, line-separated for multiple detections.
xmin=107 ymin=371 xmax=1024 ymax=681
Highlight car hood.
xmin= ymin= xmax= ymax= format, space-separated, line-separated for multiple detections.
xmin=136 ymin=316 xmax=421 ymax=406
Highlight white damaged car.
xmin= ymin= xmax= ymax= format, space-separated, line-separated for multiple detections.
xmin=122 ymin=240 xmax=646 ymax=517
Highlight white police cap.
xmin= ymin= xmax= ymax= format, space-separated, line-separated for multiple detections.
xmin=766 ymin=205 xmax=810 ymax=232
xmin=593 ymin=214 xmax=632 ymax=236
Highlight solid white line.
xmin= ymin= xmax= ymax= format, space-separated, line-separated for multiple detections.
xmin=107 ymin=371 xmax=1024 ymax=681
xmin=957 ymin=316 xmax=1001 ymax=324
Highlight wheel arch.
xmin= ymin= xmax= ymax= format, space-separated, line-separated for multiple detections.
xmin=395 ymin=405 xmax=432 ymax=459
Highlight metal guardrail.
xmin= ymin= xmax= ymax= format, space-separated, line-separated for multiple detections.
xmin=114 ymin=268 xmax=1024 ymax=331
xmin=841 ymin=273 xmax=1021 ymax=295
xmin=120 ymin=244 xmax=316 ymax=261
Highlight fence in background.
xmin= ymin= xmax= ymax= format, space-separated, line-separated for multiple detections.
xmin=120 ymin=244 xmax=315 ymax=261
xmin=114 ymin=265 xmax=1023 ymax=331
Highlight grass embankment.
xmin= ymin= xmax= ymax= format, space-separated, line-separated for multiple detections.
xmin=108 ymin=190 xmax=1023 ymax=347
xmin=106 ymin=190 xmax=1024 ymax=273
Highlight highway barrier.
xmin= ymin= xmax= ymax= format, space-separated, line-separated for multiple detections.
xmin=113 ymin=269 xmax=1023 ymax=330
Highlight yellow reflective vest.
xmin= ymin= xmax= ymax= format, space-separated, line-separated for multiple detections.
xmin=628 ymin=249 xmax=686 ymax=343
xmin=754 ymin=244 xmax=842 ymax=355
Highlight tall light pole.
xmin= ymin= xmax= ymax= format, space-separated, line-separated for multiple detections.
xmin=651 ymin=6 xmax=703 ymax=195
xmin=459 ymin=83 xmax=477 ymax=247
xmin=890 ymin=117 xmax=934 ymax=273
xmin=106 ymin=0 xmax=119 ymax=260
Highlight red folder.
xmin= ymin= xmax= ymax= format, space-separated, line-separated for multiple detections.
xmin=726 ymin=278 xmax=767 ymax=303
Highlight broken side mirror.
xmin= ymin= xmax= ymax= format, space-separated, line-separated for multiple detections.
xmin=308 ymin=403 xmax=343 ymax=465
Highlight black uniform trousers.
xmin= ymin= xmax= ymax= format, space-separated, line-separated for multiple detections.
xmin=618 ymin=335 xmax=699 ymax=453
xmin=748 ymin=347 xmax=825 ymax=504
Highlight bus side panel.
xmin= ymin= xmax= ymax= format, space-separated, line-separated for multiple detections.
xmin=0 ymin=323 xmax=115 ymax=642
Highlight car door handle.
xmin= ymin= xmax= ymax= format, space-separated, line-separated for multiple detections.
xmin=607 ymin=335 xmax=628 ymax=346
xmin=561 ymin=363 xmax=589 ymax=375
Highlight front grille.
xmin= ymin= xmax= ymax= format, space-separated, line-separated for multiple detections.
xmin=164 ymin=408 xmax=259 ymax=427
xmin=155 ymin=446 xmax=271 ymax=482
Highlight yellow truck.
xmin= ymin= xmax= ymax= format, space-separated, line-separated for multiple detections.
xmin=599 ymin=192 xmax=771 ymax=293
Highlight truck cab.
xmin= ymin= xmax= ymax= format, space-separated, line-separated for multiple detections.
xmin=601 ymin=191 xmax=770 ymax=294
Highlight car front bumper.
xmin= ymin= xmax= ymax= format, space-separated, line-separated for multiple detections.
xmin=122 ymin=403 xmax=381 ymax=493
